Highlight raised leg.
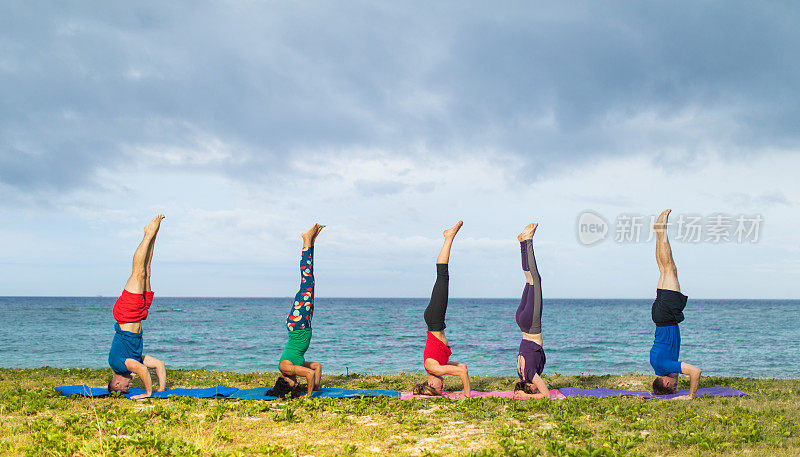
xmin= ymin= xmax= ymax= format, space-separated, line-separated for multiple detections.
xmin=517 ymin=223 xmax=538 ymax=278
xmin=516 ymin=223 xmax=542 ymax=339
xmin=515 ymin=283 xmax=530 ymax=327
xmin=424 ymin=221 xmax=463 ymax=333
xmin=144 ymin=218 xmax=162 ymax=292
xmin=424 ymin=264 xmax=450 ymax=332
xmin=123 ymin=215 xmax=164 ymax=295
xmin=436 ymin=221 xmax=463 ymax=264
xmin=654 ymin=209 xmax=680 ymax=292
xmin=301 ymin=223 xmax=325 ymax=250
xmin=287 ymin=224 xmax=324 ymax=331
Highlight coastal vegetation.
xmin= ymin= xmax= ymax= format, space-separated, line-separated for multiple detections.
xmin=0 ymin=368 xmax=797 ymax=456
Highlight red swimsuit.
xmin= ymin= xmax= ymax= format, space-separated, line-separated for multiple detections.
xmin=423 ymin=331 xmax=452 ymax=374
xmin=113 ymin=290 xmax=154 ymax=324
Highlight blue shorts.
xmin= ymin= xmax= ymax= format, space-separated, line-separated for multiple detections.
xmin=108 ymin=323 xmax=143 ymax=375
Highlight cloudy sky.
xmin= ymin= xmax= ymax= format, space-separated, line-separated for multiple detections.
xmin=1 ymin=1 xmax=798 ymax=298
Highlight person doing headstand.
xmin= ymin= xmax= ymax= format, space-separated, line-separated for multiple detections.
xmin=650 ymin=209 xmax=702 ymax=399
xmin=107 ymin=215 xmax=167 ymax=399
xmin=269 ymin=223 xmax=325 ymax=398
xmin=513 ymin=222 xmax=550 ymax=399
xmin=412 ymin=221 xmax=471 ymax=397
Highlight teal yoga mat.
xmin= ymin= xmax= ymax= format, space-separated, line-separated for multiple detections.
xmin=55 ymin=385 xmax=238 ymax=399
xmin=228 ymin=387 xmax=400 ymax=400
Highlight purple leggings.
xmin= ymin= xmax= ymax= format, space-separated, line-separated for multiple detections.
xmin=516 ymin=240 xmax=542 ymax=334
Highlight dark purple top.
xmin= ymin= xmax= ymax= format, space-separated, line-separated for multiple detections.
xmin=518 ymin=339 xmax=546 ymax=382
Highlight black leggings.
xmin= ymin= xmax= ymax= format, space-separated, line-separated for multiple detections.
xmin=424 ymin=264 xmax=449 ymax=331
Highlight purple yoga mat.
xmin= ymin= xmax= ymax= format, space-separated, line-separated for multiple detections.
xmin=559 ymin=386 xmax=747 ymax=399
xmin=400 ymin=389 xmax=566 ymax=400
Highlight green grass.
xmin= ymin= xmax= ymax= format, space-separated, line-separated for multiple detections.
xmin=1 ymin=368 xmax=798 ymax=456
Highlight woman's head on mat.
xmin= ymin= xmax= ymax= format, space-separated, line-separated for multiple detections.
xmin=279 ymin=373 xmax=298 ymax=387
xmin=412 ymin=376 xmax=443 ymax=396
xmin=513 ymin=381 xmax=539 ymax=395
xmin=278 ymin=359 xmax=322 ymax=398
xmin=108 ymin=373 xmax=133 ymax=393
xmin=277 ymin=362 xmax=306 ymax=389
xmin=269 ymin=376 xmax=303 ymax=398
xmin=652 ymin=375 xmax=677 ymax=395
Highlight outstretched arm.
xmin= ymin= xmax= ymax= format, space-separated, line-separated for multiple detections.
xmin=143 ymin=355 xmax=166 ymax=392
xmin=513 ymin=373 xmax=550 ymax=400
xmin=671 ymin=364 xmax=702 ymax=400
xmin=424 ymin=359 xmax=470 ymax=396
xmin=125 ymin=359 xmax=152 ymax=399
xmin=447 ymin=361 xmax=471 ymax=396
xmin=531 ymin=374 xmax=550 ymax=399
xmin=682 ymin=363 xmax=702 ymax=398
xmin=293 ymin=365 xmax=317 ymax=397
xmin=304 ymin=361 xmax=322 ymax=389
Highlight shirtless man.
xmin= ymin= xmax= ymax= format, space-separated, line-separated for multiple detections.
xmin=107 ymin=215 xmax=167 ymax=399
xmin=650 ymin=209 xmax=702 ymax=399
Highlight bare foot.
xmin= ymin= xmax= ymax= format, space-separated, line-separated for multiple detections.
xmin=654 ymin=209 xmax=671 ymax=233
xmin=301 ymin=223 xmax=326 ymax=247
xmin=144 ymin=215 xmax=165 ymax=236
xmin=443 ymin=221 xmax=463 ymax=239
xmin=517 ymin=222 xmax=538 ymax=242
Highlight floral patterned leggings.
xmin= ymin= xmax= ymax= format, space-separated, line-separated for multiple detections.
xmin=286 ymin=247 xmax=314 ymax=331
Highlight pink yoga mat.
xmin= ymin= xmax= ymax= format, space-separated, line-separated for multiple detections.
xmin=400 ymin=389 xmax=565 ymax=400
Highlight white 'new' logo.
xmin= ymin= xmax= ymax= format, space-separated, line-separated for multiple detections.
xmin=577 ymin=211 xmax=608 ymax=246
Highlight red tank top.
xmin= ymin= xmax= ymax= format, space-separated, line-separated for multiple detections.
xmin=423 ymin=331 xmax=452 ymax=373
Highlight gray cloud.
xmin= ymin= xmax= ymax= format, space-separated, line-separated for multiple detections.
xmin=354 ymin=180 xmax=406 ymax=197
xmin=725 ymin=191 xmax=793 ymax=209
xmin=1 ymin=1 xmax=799 ymax=201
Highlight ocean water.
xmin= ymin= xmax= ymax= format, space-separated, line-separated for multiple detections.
xmin=0 ymin=297 xmax=797 ymax=378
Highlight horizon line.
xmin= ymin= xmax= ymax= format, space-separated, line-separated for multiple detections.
xmin=1 ymin=295 xmax=798 ymax=301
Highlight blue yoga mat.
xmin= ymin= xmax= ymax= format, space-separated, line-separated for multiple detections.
xmin=228 ymin=387 xmax=400 ymax=400
xmin=55 ymin=385 xmax=238 ymax=399
xmin=559 ymin=386 xmax=747 ymax=399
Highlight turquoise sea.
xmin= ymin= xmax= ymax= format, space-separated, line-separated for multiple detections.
xmin=0 ymin=297 xmax=797 ymax=378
